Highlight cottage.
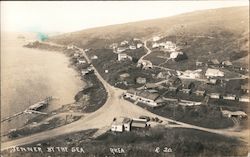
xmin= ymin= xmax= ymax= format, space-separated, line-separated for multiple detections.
xmin=181 ymin=88 xmax=192 ymax=94
xmin=91 ymin=55 xmax=98 ymax=60
xmin=136 ymin=77 xmax=146 ymax=84
xmin=131 ymin=118 xmax=147 ymax=128
xmin=117 ymin=47 xmax=127 ymax=53
xmin=137 ymin=43 xmax=143 ymax=48
xmin=111 ymin=117 xmax=132 ymax=132
xmin=120 ymin=73 xmax=130 ymax=80
xmin=152 ymin=36 xmax=161 ymax=42
xmin=194 ymin=90 xmax=206 ymax=96
xmin=178 ymin=69 xmax=202 ymax=79
xmin=78 ymin=59 xmax=86 ymax=64
xmin=74 ymin=53 xmax=80 ymax=58
xmin=210 ymin=93 xmax=220 ymax=99
xmin=168 ymin=86 xmax=179 ymax=93
xmin=241 ymin=84 xmax=249 ymax=94
xmin=129 ymin=45 xmax=137 ymax=50
xmin=207 ymin=78 xmax=218 ymax=85
xmin=67 ymin=45 xmax=75 ymax=50
xmin=170 ymin=51 xmax=187 ymax=61
xmin=209 ymin=59 xmax=220 ymax=65
xmin=124 ymin=89 xmax=160 ymax=107
xmin=222 ymin=60 xmax=233 ymax=66
xmin=239 ymin=96 xmax=250 ymax=102
xmin=196 ymin=61 xmax=204 ymax=67
xmin=110 ymin=43 xmax=118 ymax=49
xmin=118 ymin=53 xmax=132 ymax=61
xmin=137 ymin=60 xmax=153 ymax=69
xmin=205 ymin=68 xmax=224 ymax=78
xmin=120 ymin=40 xmax=129 ymax=46
xmin=144 ymin=83 xmax=158 ymax=89
xmin=137 ymin=91 xmax=160 ymax=107
xmin=223 ymin=94 xmax=236 ymax=100
xmin=221 ymin=110 xmax=247 ymax=118
xmin=81 ymin=69 xmax=90 ymax=76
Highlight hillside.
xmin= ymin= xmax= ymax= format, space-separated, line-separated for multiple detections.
xmin=50 ymin=6 xmax=249 ymax=50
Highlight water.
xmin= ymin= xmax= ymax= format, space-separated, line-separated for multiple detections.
xmin=1 ymin=32 xmax=84 ymax=134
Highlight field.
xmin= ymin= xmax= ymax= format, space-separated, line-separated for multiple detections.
xmin=3 ymin=127 xmax=248 ymax=157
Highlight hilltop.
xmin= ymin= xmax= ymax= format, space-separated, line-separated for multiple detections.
xmin=50 ymin=6 xmax=249 ymax=50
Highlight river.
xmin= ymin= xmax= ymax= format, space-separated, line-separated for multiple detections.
xmin=1 ymin=32 xmax=84 ymax=134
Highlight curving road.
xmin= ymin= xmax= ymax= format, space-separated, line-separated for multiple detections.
xmin=1 ymin=44 xmax=248 ymax=151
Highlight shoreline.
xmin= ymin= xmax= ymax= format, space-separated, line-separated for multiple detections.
xmin=2 ymin=41 xmax=108 ymax=142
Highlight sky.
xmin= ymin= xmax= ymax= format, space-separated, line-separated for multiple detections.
xmin=1 ymin=1 xmax=249 ymax=33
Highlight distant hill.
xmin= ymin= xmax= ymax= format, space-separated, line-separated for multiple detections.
xmin=50 ymin=6 xmax=248 ymax=46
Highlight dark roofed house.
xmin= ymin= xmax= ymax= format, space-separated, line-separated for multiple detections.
xmin=209 ymin=59 xmax=220 ymax=65
xmin=241 ymin=84 xmax=249 ymax=94
xmin=131 ymin=118 xmax=147 ymax=128
xmin=125 ymin=89 xmax=160 ymax=107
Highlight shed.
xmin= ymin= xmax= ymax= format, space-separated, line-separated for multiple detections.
xmin=136 ymin=77 xmax=146 ymax=84
xmin=131 ymin=118 xmax=147 ymax=128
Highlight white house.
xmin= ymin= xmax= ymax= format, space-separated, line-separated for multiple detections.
xmin=91 ymin=55 xmax=98 ymax=60
xmin=152 ymin=36 xmax=161 ymax=42
xmin=124 ymin=89 xmax=160 ymax=107
xmin=111 ymin=117 xmax=132 ymax=132
xmin=78 ymin=59 xmax=86 ymax=64
xmin=178 ymin=69 xmax=202 ymax=79
xmin=223 ymin=94 xmax=236 ymax=100
xmin=170 ymin=51 xmax=182 ymax=59
xmin=137 ymin=60 xmax=153 ymax=69
xmin=239 ymin=96 xmax=250 ymax=102
xmin=210 ymin=93 xmax=220 ymax=99
xmin=205 ymin=68 xmax=224 ymax=78
xmin=120 ymin=40 xmax=129 ymax=46
xmin=129 ymin=45 xmax=137 ymax=50
xmin=221 ymin=110 xmax=247 ymax=118
xmin=117 ymin=47 xmax=127 ymax=53
xmin=137 ymin=43 xmax=143 ymax=48
xmin=118 ymin=53 xmax=132 ymax=61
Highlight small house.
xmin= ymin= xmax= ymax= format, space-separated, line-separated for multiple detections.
xmin=111 ymin=117 xmax=132 ymax=132
xmin=144 ymin=83 xmax=158 ymax=89
xmin=194 ymin=90 xmax=206 ymax=97
xmin=117 ymin=47 xmax=128 ymax=53
xmin=205 ymin=68 xmax=224 ymax=78
xmin=170 ymin=51 xmax=187 ymax=61
xmin=207 ymin=78 xmax=218 ymax=85
xmin=120 ymin=40 xmax=129 ymax=46
xmin=137 ymin=60 xmax=153 ymax=70
xmin=209 ymin=59 xmax=220 ymax=65
xmin=118 ymin=53 xmax=132 ymax=61
xmin=239 ymin=96 xmax=250 ymax=102
xmin=223 ymin=94 xmax=236 ymax=100
xmin=137 ymin=43 xmax=143 ymax=48
xmin=241 ymin=84 xmax=249 ymax=94
xmin=181 ymin=88 xmax=192 ymax=94
xmin=196 ymin=61 xmax=204 ymax=67
xmin=131 ymin=118 xmax=147 ymax=128
xmin=221 ymin=110 xmax=247 ymax=118
xmin=120 ymin=73 xmax=130 ymax=80
xmin=78 ymin=59 xmax=86 ymax=64
xmin=136 ymin=77 xmax=146 ymax=84
xmin=222 ymin=60 xmax=233 ymax=67
xmin=129 ymin=45 xmax=137 ymax=50
xmin=152 ymin=36 xmax=161 ymax=42
xmin=210 ymin=93 xmax=220 ymax=99
xmin=91 ymin=55 xmax=98 ymax=60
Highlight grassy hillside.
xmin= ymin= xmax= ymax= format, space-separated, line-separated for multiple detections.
xmin=50 ymin=6 xmax=249 ymax=50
